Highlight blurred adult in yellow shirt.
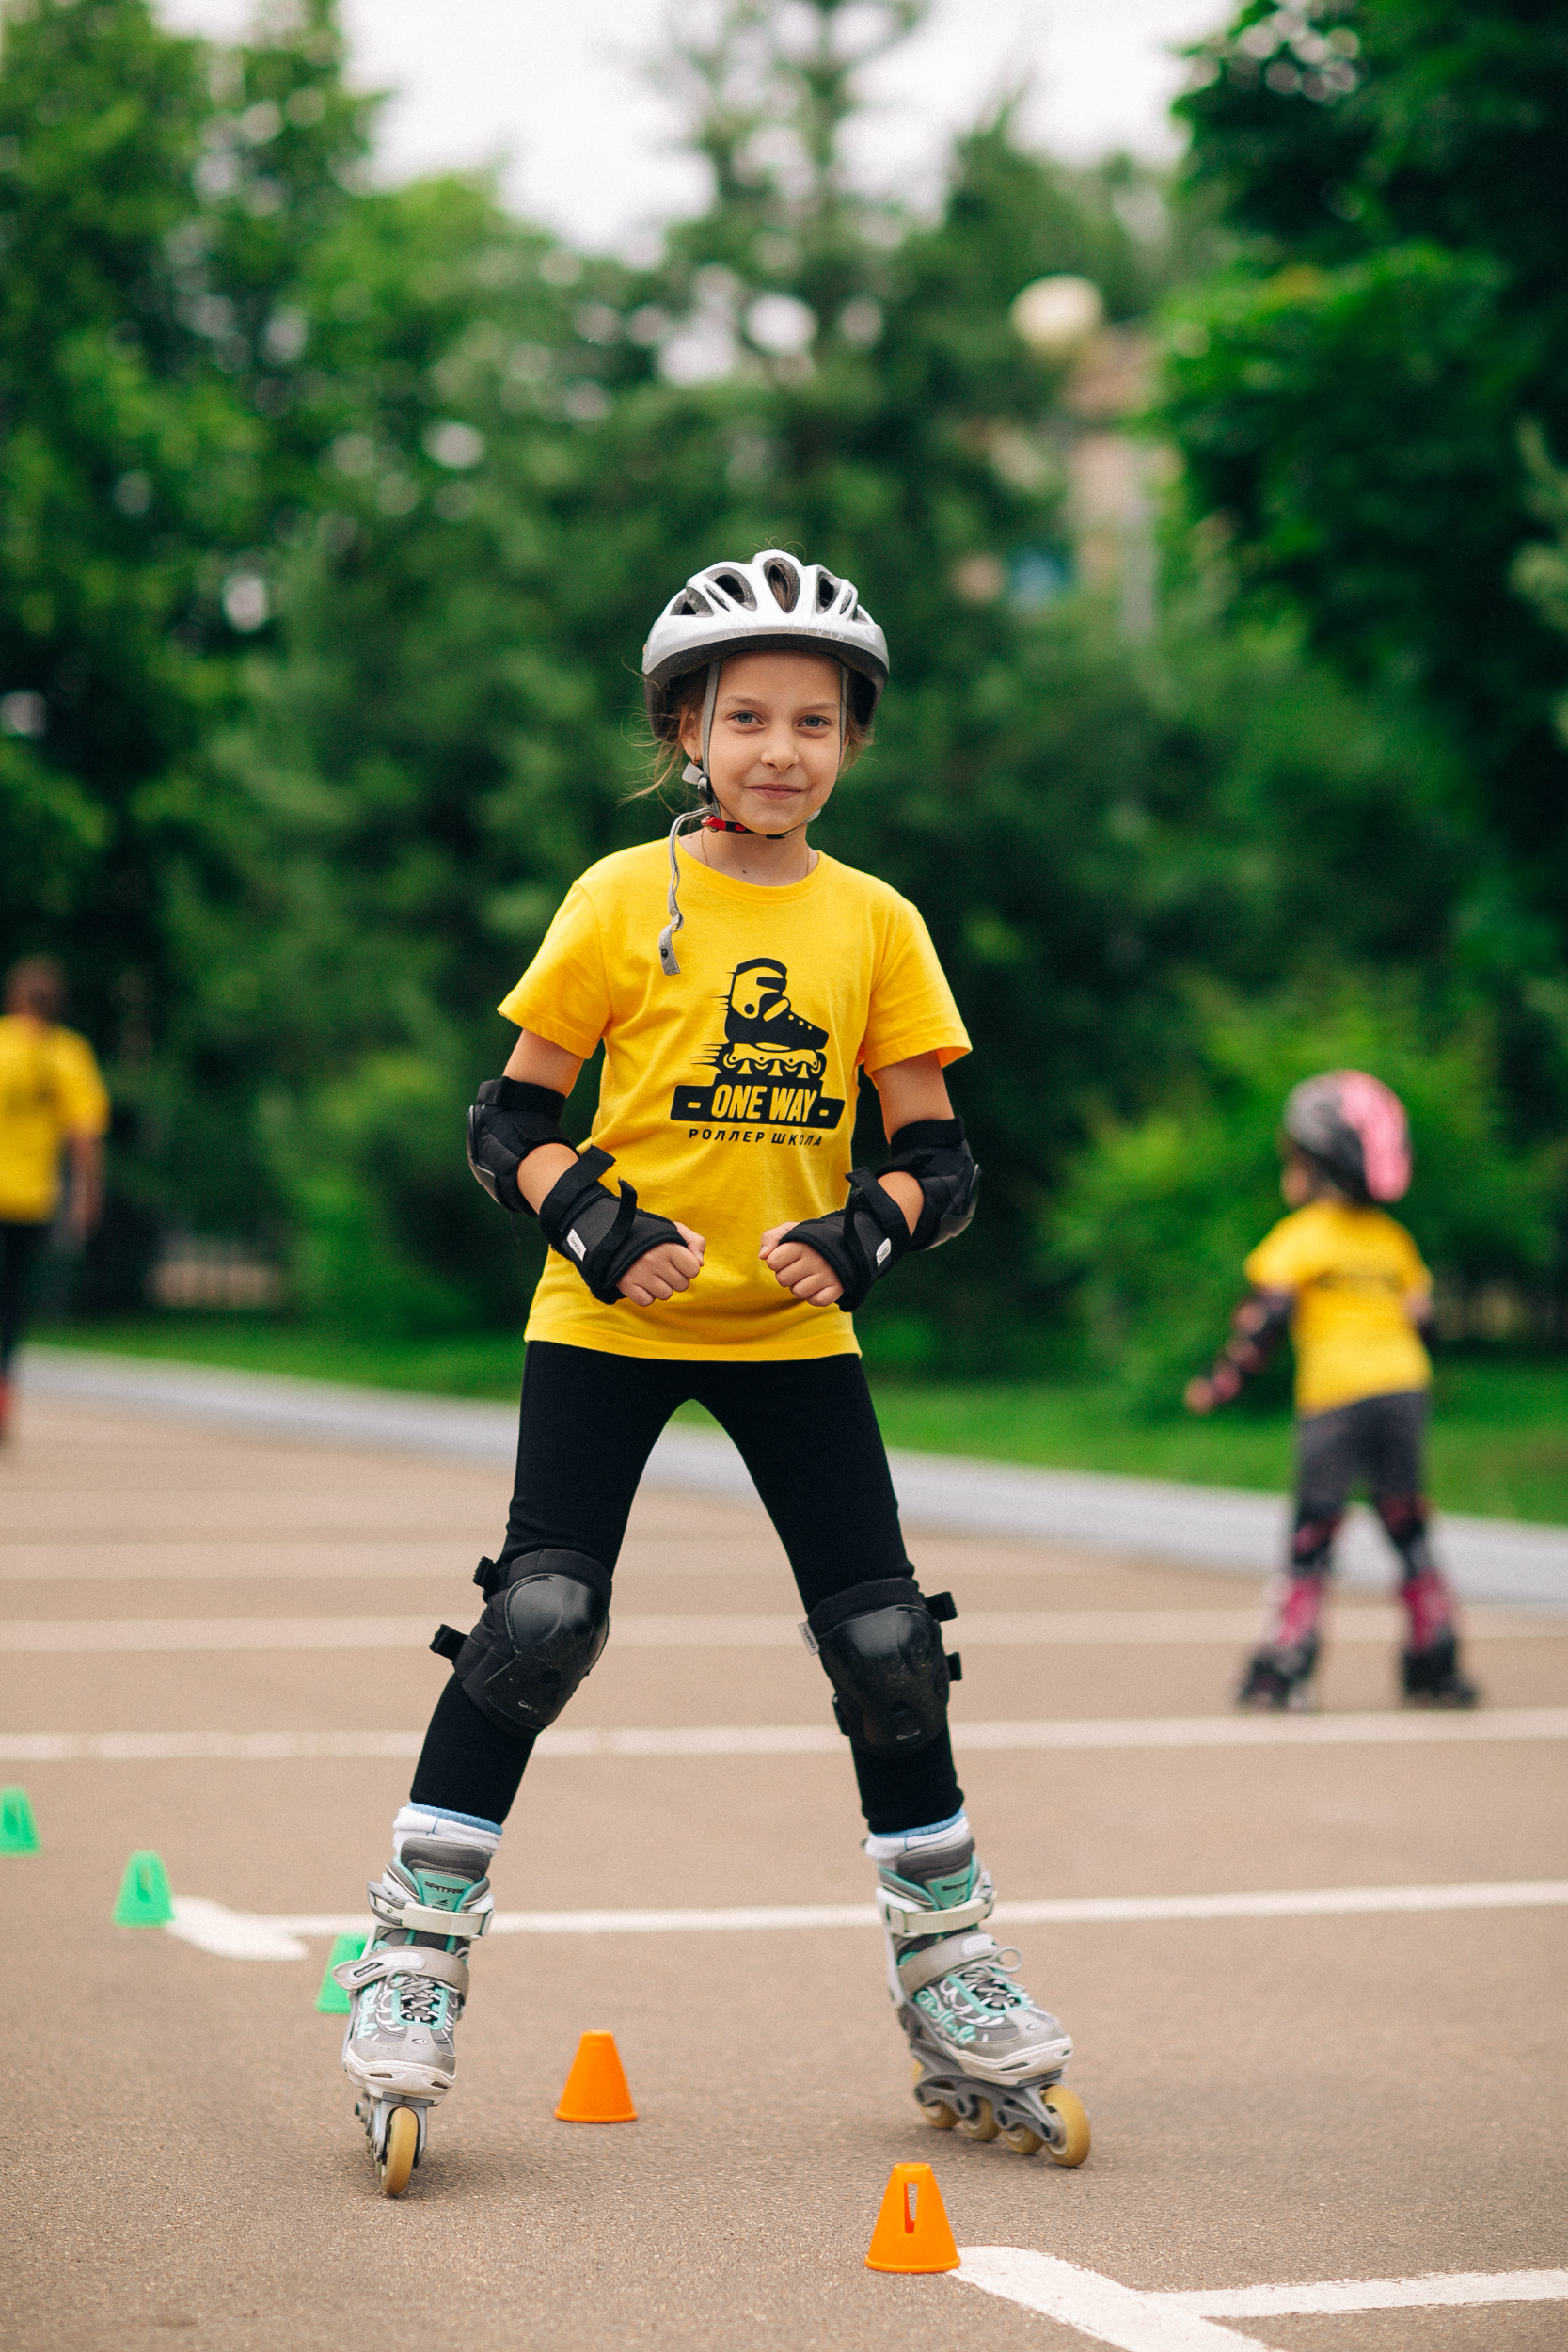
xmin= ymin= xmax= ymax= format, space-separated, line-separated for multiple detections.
xmin=1186 ymin=1069 xmax=1477 ymax=1713
xmin=0 ymin=957 xmax=109 ymax=1434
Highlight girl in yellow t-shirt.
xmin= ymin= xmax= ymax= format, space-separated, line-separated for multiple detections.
xmin=1186 ymin=1070 xmax=1477 ymax=1714
xmin=331 ymin=551 xmax=1088 ymax=2194
xmin=0 ymin=957 xmax=108 ymax=1438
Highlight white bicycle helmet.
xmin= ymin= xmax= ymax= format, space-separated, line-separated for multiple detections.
xmin=642 ymin=548 xmax=888 ymax=738
xmin=641 ymin=549 xmax=890 ymax=975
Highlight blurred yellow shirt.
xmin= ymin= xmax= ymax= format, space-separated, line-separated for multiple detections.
xmin=0 ymin=1017 xmax=110 ymax=1223
xmin=1244 ymin=1199 xmax=1432 ymax=1417
xmin=499 ymin=841 xmax=970 ymax=1361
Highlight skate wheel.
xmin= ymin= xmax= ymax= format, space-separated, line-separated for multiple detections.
xmin=957 ymin=2098 xmax=1000 ymax=2142
xmin=379 ymin=2105 xmax=419 ymax=2197
xmin=911 ymin=2058 xmax=958 ymax=2127
xmin=1001 ymin=2122 xmax=1045 ymax=2154
xmin=1038 ymin=2084 xmax=1091 ymax=2168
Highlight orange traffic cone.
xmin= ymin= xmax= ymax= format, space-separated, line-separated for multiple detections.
xmin=554 ymin=2030 xmax=638 ymax=2122
xmin=864 ymin=2161 xmax=959 ymax=2274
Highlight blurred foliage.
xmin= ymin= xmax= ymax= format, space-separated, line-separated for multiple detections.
xmin=3 ymin=0 xmax=1564 ymax=1371
xmin=1164 ymin=0 xmax=1568 ymax=1132
xmin=1054 ymin=982 xmax=1561 ymax=1409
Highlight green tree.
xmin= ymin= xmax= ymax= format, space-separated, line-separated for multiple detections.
xmin=1163 ymin=0 xmax=1568 ymax=1123
xmin=0 ymin=0 xmax=377 ymax=1288
xmin=186 ymin=0 xmax=1507 ymax=1356
xmin=1054 ymin=980 xmax=1558 ymax=1409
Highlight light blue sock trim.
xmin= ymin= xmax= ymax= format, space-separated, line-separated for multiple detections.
xmin=392 ymin=1804 xmax=503 ymax=1851
xmin=863 ymin=1807 xmax=969 ymax=1860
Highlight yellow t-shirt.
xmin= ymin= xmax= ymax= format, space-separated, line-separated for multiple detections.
xmin=0 ymin=1017 xmax=110 ymax=1223
xmin=499 ymin=841 xmax=970 ymax=1361
xmin=1243 ymin=1199 xmax=1432 ymax=1416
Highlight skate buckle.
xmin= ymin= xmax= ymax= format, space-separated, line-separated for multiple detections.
xmin=386 ymin=1897 xmax=493 ymax=1939
xmin=879 ymin=1888 xmax=992 ymax=1940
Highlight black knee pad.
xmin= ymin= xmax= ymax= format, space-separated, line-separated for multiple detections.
xmin=1377 ymin=1491 xmax=1433 ymax=1573
xmin=432 ymin=1549 xmax=612 ymax=1738
xmin=805 ymin=1576 xmax=958 ymax=1753
xmin=1291 ymin=1508 xmax=1341 ymax=1574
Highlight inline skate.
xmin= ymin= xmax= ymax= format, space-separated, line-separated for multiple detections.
xmin=1401 ymin=1581 xmax=1485 ymax=1712
xmin=876 ymin=1828 xmax=1089 ymax=2165
xmin=1237 ymin=1570 xmax=1322 ymax=1710
xmin=334 ymin=1835 xmax=494 ymax=2195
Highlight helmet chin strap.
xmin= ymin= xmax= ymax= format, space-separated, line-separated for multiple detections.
xmin=657 ymin=661 xmax=847 ymax=977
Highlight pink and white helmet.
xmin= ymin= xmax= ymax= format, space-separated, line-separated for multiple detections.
xmin=1282 ymin=1071 xmax=1412 ymax=1202
xmin=641 ymin=548 xmax=889 ymax=739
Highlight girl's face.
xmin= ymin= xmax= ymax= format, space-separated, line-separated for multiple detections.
xmin=1281 ymin=1149 xmax=1342 ymax=1207
xmin=1281 ymin=1153 xmax=1316 ymax=1208
xmin=678 ymin=651 xmax=843 ymax=832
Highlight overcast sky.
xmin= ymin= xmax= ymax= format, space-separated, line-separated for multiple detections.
xmin=157 ymin=0 xmax=1232 ymax=253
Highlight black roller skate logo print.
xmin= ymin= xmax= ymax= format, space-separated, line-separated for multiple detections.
xmin=718 ymin=959 xmax=827 ymax=1081
xmin=671 ymin=956 xmax=845 ymax=1140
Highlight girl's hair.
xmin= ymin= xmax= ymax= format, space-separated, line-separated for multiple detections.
xmin=637 ymin=660 xmax=873 ymax=803
xmin=4 ymin=956 xmax=66 ymax=1020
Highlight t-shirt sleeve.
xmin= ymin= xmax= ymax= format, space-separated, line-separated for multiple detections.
xmin=55 ymin=1033 xmax=109 ymax=1136
xmin=496 ymin=882 xmax=611 ymax=1058
xmin=1243 ymin=1214 xmax=1314 ymax=1293
xmin=859 ymin=899 xmax=971 ymax=1073
xmin=1391 ymin=1220 xmax=1432 ymax=1294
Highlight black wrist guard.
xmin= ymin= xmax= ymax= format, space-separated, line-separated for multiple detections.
xmin=782 ymin=1168 xmax=912 ymax=1313
xmin=467 ymin=1077 xmax=568 ymax=1215
xmin=1210 ymin=1287 xmax=1293 ymax=1393
xmin=537 ymin=1146 xmax=684 ymax=1305
xmin=879 ymin=1117 xmax=979 ymax=1250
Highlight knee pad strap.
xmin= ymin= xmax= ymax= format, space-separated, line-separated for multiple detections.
xmin=439 ymin=1549 xmax=612 ymax=1738
xmin=805 ymin=1576 xmax=957 ymax=1753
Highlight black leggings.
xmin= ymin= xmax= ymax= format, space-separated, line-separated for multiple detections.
xmin=410 ymin=1341 xmax=964 ymax=1836
xmin=1291 ymin=1389 xmax=1433 ymax=1577
xmin=0 ymin=1221 xmax=45 ymax=1376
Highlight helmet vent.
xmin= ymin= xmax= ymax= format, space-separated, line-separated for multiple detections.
xmin=712 ymin=569 xmax=756 ymax=609
xmin=764 ymin=558 xmax=800 ymax=612
xmin=815 ymin=570 xmax=841 ymax=611
xmin=672 ymin=588 xmax=712 ymax=618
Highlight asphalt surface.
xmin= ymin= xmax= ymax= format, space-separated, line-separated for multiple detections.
xmin=5 ymin=1395 xmax=1567 ymax=2352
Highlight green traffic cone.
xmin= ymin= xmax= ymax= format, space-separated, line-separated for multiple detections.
xmin=314 ymin=1931 xmax=367 ymax=2013
xmin=0 ymin=1788 xmax=40 ymax=1854
xmin=113 ymin=1850 xmax=175 ymax=1927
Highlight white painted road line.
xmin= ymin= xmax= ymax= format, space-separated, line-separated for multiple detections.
xmin=4 ymin=1608 xmax=1564 ymax=1654
xmin=0 ymin=1615 xmax=442 ymax=1653
xmin=953 ymin=1706 xmax=1568 ymax=1751
xmin=952 ymin=2249 xmax=1568 ymax=2349
xmin=162 ymin=1879 xmax=1568 ymax=1958
xmin=955 ymin=2251 xmax=1275 ymax=2350
xmin=1153 ymin=2266 xmax=1568 ymax=2316
xmin=8 ymin=1707 xmax=1568 ymax=1763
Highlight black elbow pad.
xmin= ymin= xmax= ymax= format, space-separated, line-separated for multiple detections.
xmin=466 ymin=1077 xmax=568 ymax=1214
xmin=881 ymin=1118 xmax=979 ymax=1251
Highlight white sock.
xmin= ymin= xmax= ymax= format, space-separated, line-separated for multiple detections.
xmin=863 ymin=1808 xmax=971 ymax=1864
xmin=391 ymin=1804 xmax=502 ymax=1866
